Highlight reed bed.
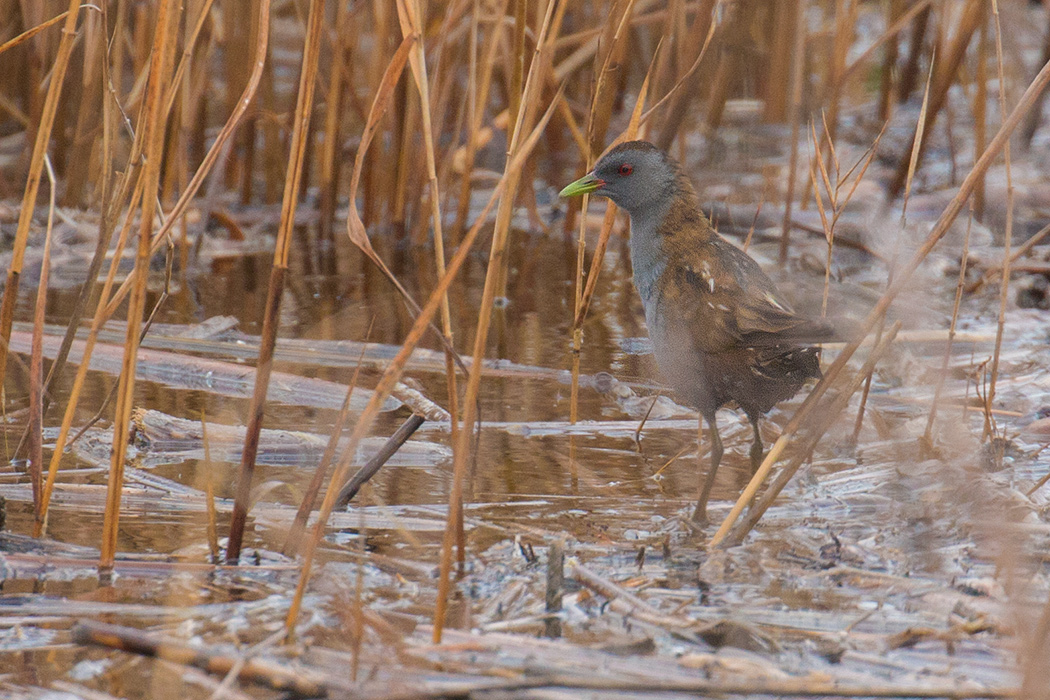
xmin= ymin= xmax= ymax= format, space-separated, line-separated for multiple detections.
xmin=2 ymin=0 xmax=1050 ymax=697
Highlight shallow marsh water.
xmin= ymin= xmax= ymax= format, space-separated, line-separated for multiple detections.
xmin=3 ymin=113 xmax=1050 ymax=698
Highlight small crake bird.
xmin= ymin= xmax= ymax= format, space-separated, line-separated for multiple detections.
xmin=560 ymin=140 xmax=835 ymax=523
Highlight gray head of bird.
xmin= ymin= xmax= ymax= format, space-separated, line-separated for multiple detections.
xmin=559 ymin=140 xmax=678 ymax=218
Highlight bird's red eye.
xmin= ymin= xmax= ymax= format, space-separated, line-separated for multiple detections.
xmin=618 ymin=163 xmax=633 ymax=176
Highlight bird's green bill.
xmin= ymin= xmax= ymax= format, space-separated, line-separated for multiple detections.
xmin=559 ymin=173 xmax=604 ymax=198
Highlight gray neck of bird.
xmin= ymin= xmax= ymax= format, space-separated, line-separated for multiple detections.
xmin=626 ymin=198 xmax=672 ymax=306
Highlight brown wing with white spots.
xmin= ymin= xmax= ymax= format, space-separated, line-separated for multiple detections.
xmin=658 ymin=237 xmax=835 ymax=354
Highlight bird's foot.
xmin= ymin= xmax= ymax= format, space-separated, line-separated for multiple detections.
xmin=691 ymin=502 xmax=709 ymax=525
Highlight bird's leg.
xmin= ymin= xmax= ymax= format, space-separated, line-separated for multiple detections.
xmin=693 ymin=414 xmax=723 ymax=524
xmin=749 ymin=416 xmax=764 ymax=474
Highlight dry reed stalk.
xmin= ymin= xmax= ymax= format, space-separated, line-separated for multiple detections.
xmin=974 ymin=4 xmax=988 ymax=220
xmin=222 ymin=2 xmax=247 ymax=192
xmin=73 ymin=621 xmax=325 ymax=698
xmin=1021 ymin=589 xmax=1050 ymax=698
xmin=11 ymin=22 xmax=122 ymax=463
xmin=778 ymin=0 xmax=808 ymax=265
xmin=392 ymin=82 xmax=417 ymax=230
xmin=703 ymin=1 xmax=749 ymax=133
xmin=897 ymin=3 xmax=931 ymax=103
xmin=985 ymin=0 xmax=1015 ymax=440
xmin=655 ymin=0 xmax=718 ymax=150
xmin=27 ymin=156 xmax=56 ymax=521
xmin=922 ymin=206 xmax=975 ymax=451
xmin=395 ymin=0 xmax=461 ymax=477
xmin=199 ymin=410 xmax=220 ymax=561
xmin=339 ymin=34 xmax=472 ymax=372
xmin=508 ymin=0 xmax=527 ymax=141
xmin=975 ymin=221 xmax=1050 ymax=288
xmin=109 ymin=2 xmax=129 ymax=111
xmin=572 ymin=31 xmax=654 ymax=331
xmin=888 ymin=0 xmax=983 ymax=200
xmin=317 ymin=0 xmax=352 ymax=248
xmin=163 ymin=0 xmax=217 ymax=123
xmin=710 ymin=54 xmax=1050 ymax=548
xmin=284 ymin=95 xmax=563 ymax=636
xmin=226 ymin=0 xmax=325 ymax=565
xmin=35 ymin=178 xmax=145 ymax=537
xmin=648 ymin=0 xmax=681 ymax=111
xmin=822 ymin=0 xmax=858 ymax=149
xmin=809 ymin=123 xmax=834 ymax=315
xmin=0 ymin=8 xmax=75 ymax=57
xmin=837 ymin=0 xmax=933 ymax=91
xmin=0 ymin=0 xmax=85 ymax=391
xmin=1022 ymin=2 xmax=1050 ymax=149
xmin=96 ymin=3 xmax=270 ymax=320
xmin=878 ymin=0 xmax=903 ymax=121
xmin=367 ymin=671 xmax=1018 ymax=698
xmin=34 ymin=1 xmax=269 ymax=535
xmin=61 ymin=9 xmax=106 ymax=206
xmin=100 ymin=0 xmax=181 ymax=570
xmin=283 ymin=330 xmax=371 ymax=557
xmin=432 ymin=2 xmax=563 ymax=642
xmin=494 ymin=0 xmax=568 ymax=297
xmin=762 ymin=0 xmax=795 ymax=123
xmin=452 ymin=0 xmax=483 ymax=238
xmin=567 ymin=0 xmax=643 ymax=439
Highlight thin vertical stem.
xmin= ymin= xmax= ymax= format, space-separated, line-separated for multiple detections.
xmin=0 ymin=0 xmax=85 ymax=390
xmin=100 ymin=0 xmax=181 ymax=570
xmin=779 ymin=0 xmax=807 ymax=265
xmin=985 ymin=0 xmax=1014 ymax=440
xmin=227 ymin=0 xmax=324 ymax=564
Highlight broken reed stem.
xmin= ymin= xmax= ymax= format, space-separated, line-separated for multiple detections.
xmin=711 ymin=54 xmax=1050 ymax=548
xmin=28 ymin=156 xmax=57 ymax=521
xmin=73 ymin=621 xmax=325 ymax=698
xmin=100 ymin=0 xmax=181 ymax=571
xmin=284 ymin=329 xmax=371 ymax=556
xmin=985 ymin=0 xmax=1013 ymax=440
xmin=226 ymin=0 xmax=324 ymax=565
xmin=0 ymin=0 xmax=84 ymax=391
xmin=333 ymin=413 xmax=427 ymax=508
